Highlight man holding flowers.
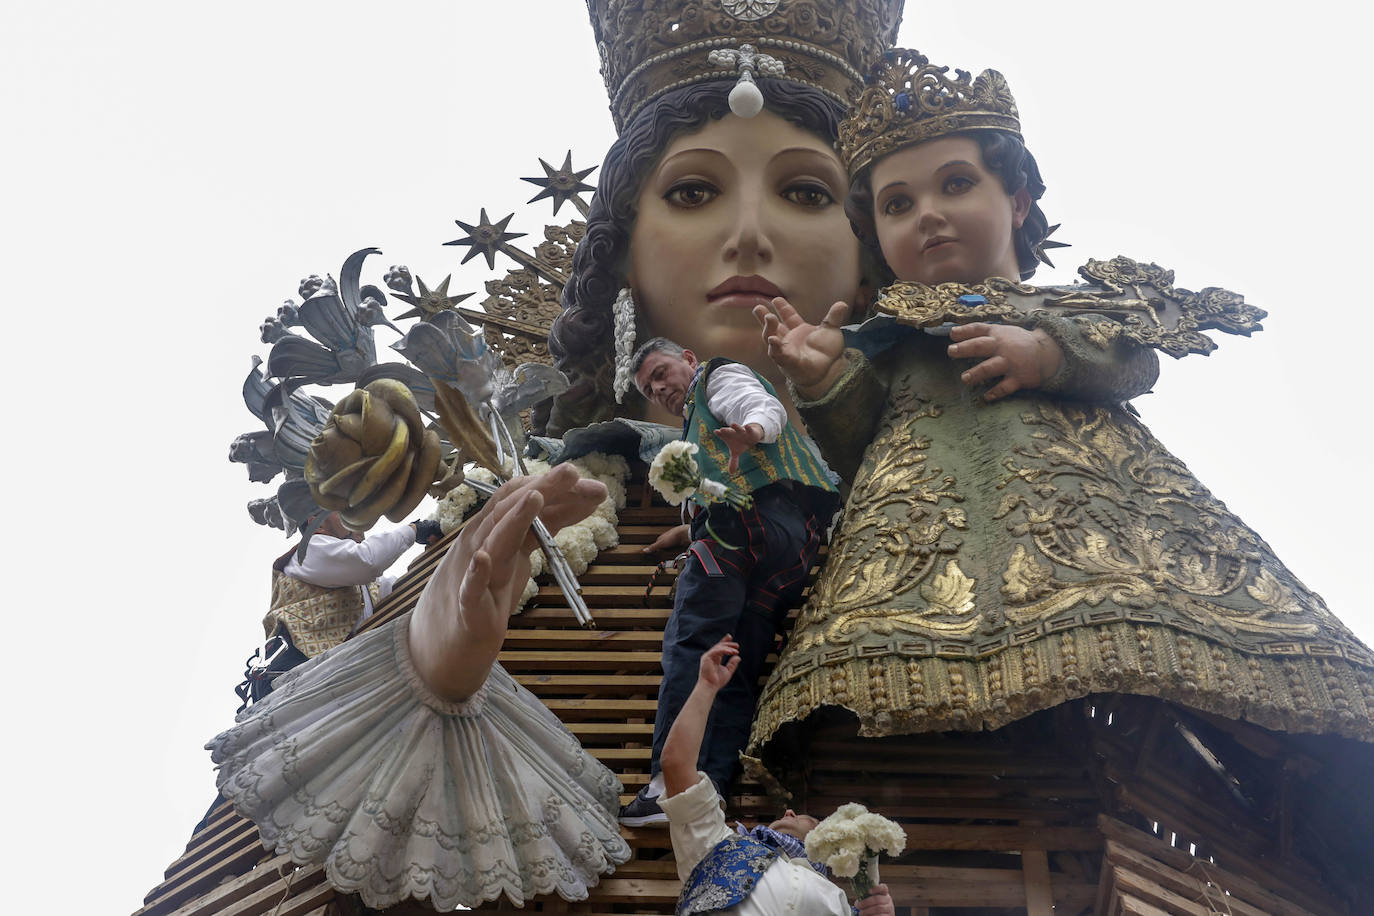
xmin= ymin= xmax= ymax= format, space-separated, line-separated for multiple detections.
xmin=621 ymin=337 xmax=839 ymax=827
xmin=658 ymin=636 xmax=896 ymax=915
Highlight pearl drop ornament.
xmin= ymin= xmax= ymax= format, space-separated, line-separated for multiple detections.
xmin=728 ymin=75 xmax=764 ymax=118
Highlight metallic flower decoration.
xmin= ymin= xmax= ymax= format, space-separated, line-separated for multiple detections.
xmin=383 ymin=264 xmax=413 ymax=294
xmin=493 ymin=362 xmax=571 ymax=417
xmin=304 ymin=379 xmax=443 ymax=532
xmin=391 ymin=309 xmax=502 ymax=405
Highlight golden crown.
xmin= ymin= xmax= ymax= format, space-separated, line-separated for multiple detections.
xmin=586 ymin=0 xmax=904 ymax=133
xmin=838 ymin=48 xmax=1022 ymax=176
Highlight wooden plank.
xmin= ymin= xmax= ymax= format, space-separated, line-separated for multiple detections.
xmin=516 ymin=607 xmax=671 ymax=628
xmin=208 ymin=866 xmax=333 ymax=916
xmin=541 ymin=698 xmax=659 ymax=718
xmin=567 ymin=721 xmax=654 ymax=739
xmin=1104 ymin=841 xmax=1275 ymax=916
xmin=502 ymin=630 xmax=667 ymax=651
xmin=1116 ymin=891 xmax=1176 ymax=916
xmin=1110 ymin=865 xmax=1214 ymax=916
xmin=903 ymin=823 xmax=1100 ymax=852
xmin=140 ymin=824 xmax=270 ymax=914
xmin=159 ymin=856 xmax=313 ymax=916
xmin=1022 ymin=848 xmax=1053 ymax=916
xmin=1098 ymin=816 xmax=1336 ymax=916
xmin=582 ymin=878 xmax=682 ymax=903
xmin=497 ymin=650 xmax=663 ymax=670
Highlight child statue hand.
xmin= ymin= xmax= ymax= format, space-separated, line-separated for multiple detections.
xmin=946 ymin=322 xmax=1064 ymax=402
xmin=408 ymin=464 xmax=608 ymax=701
xmin=755 ymin=297 xmax=851 ymax=400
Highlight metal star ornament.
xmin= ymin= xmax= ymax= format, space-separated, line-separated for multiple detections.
xmin=522 ymin=151 xmax=596 ymax=216
xmin=445 ymin=209 xmax=525 ymax=270
xmin=390 ymin=273 xmax=474 ymax=321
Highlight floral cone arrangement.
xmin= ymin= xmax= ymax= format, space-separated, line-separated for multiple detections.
xmin=304 ymin=379 xmax=442 ymax=530
xmin=648 ymin=441 xmax=752 ymax=511
xmin=804 ymin=803 xmax=906 ymax=901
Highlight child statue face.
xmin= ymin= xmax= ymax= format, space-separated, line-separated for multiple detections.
xmin=627 ymin=110 xmax=861 ymax=377
xmin=870 ymin=135 xmax=1030 ymax=286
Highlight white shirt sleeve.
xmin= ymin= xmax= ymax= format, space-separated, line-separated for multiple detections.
xmin=283 ymin=526 xmax=417 ymax=587
xmin=704 ymin=363 xmax=787 ymax=443
xmin=658 ymin=771 xmax=734 ymax=882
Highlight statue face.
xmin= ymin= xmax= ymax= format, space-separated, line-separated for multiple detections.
xmin=627 ymin=110 xmax=861 ymax=385
xmin=870 ymin=135 xmax=1029 ymax=286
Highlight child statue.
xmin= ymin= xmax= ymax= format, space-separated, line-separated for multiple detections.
xmin=748 ymin=49 xmax=1374 ymax=757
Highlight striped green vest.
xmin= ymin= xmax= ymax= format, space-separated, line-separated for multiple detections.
xmin=683 ymin=358 xmax=837 ymax=498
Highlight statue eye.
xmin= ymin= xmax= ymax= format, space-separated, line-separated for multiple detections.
xmin=943 ymin=175 xmax=976 ymax=194
xmin=782 ymin=183 xmax=834 ymax=208
xmin=664 ymin=181 xmax=718 ymax=208
xmin=881 ymin=194 xmax=912 ymax=216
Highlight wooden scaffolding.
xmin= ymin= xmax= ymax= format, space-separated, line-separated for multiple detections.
xmin=137 ymin=471 xmax=1374 ymax=916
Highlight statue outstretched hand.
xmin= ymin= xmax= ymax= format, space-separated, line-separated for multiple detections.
xmin=408 ymin=463 xmax=607 ymax=701
xmin=755 ymin=297 xmax=850 ymax=400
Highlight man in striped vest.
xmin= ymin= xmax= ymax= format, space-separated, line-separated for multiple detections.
xmin=621 ymin=338 xmax=838 ymax=827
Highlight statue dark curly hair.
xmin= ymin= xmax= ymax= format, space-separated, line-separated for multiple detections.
xmin=843 ymin=130 xmax=1053 ymax=286
xmin=541 ymin=79 xmax=850 ymax=436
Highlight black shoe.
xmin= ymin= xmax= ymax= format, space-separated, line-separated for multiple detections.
xmin=618 ymin=786 xmax=668 ymax=827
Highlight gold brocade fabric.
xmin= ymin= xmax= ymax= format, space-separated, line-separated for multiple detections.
xmin=263 ymin=570 xmax=377 ymax=659
xmin=748 ymin=332 xmax=1374 ymax=753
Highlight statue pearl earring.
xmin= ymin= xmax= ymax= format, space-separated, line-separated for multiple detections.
xmin=612 ymin=287 xmax=637 ymax=403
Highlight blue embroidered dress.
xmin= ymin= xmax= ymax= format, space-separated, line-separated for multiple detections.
xmin=659 ymin=772 xmax=850 ymax=915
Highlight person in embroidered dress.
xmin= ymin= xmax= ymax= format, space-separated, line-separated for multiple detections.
xmin=260 ymin=513 xmax=442 ymax=669
xmin=210 ymin=466 xmax=632 ymax=911
xmin=619 ymin=337 xmax=839 ymax=827
xmin=660 ymin=635 xmax=895 ymax=916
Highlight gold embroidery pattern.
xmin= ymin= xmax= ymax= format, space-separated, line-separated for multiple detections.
xmin=792 ymin=380 xmax=975 ymax=650
xmin=995 ymin=401 xmax=1328 ymax=641
xmin=874 ymin=256 xmax=1267 ymax=358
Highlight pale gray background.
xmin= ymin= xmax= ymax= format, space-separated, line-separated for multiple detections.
xmin=3 ymin=1 xmax=1369 ymax=910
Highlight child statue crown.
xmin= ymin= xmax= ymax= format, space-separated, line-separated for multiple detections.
xmin=839 ymin=47 xmax=1023 ymax=176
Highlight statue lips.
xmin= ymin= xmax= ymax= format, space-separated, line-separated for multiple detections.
xmin=922 ymin=235 xmax=957 ymax=253
xmin=707 ymin=275 xmax=785 ymax=309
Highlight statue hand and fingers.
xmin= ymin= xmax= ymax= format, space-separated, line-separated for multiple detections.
xmin=409 ymin=464 xmax=607 ymax=701
xmin=756 ymin=297 xmax=851 ymax=398
xmin=946 ymin=322 xmax=1063 ymax=402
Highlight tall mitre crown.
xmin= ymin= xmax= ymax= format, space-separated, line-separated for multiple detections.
xmin=586 ymin=0 xmax=905 ymax=133
xmin=839 ymin=48 xmax=1022 ymax=176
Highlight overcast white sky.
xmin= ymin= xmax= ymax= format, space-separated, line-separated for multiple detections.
xmin=5 ymin=1 xmax=1372 ymax=911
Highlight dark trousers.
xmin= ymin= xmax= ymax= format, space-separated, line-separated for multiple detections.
xmin=649 ymin=483 xmax=827 ymax=793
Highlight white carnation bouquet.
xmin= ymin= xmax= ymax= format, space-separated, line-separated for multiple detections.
xmin=430 ymin=453 xmax=629 ymax=613
xmin=648 ymin=441 xmax=752 ymax=510
xmin=804 ymin=803 xmax=906 ymax=900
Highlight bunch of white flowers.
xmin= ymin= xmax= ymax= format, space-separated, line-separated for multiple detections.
xmin=431 ymin=452 xmax=630 ymax=613
xmin=804 ymin=803 xmax=905 ymax=899
xmin=648 ymin=440 xmax=752 ymax=511
xmin=648 ymin=440 xmax=700 ymax=505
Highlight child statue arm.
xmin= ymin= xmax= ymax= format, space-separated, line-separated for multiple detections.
xmin=1031 ymin=313 xmax=1161 ymax=403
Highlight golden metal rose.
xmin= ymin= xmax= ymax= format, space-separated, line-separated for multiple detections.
xmin=305 ymin=379 xmax=443 ymax=531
